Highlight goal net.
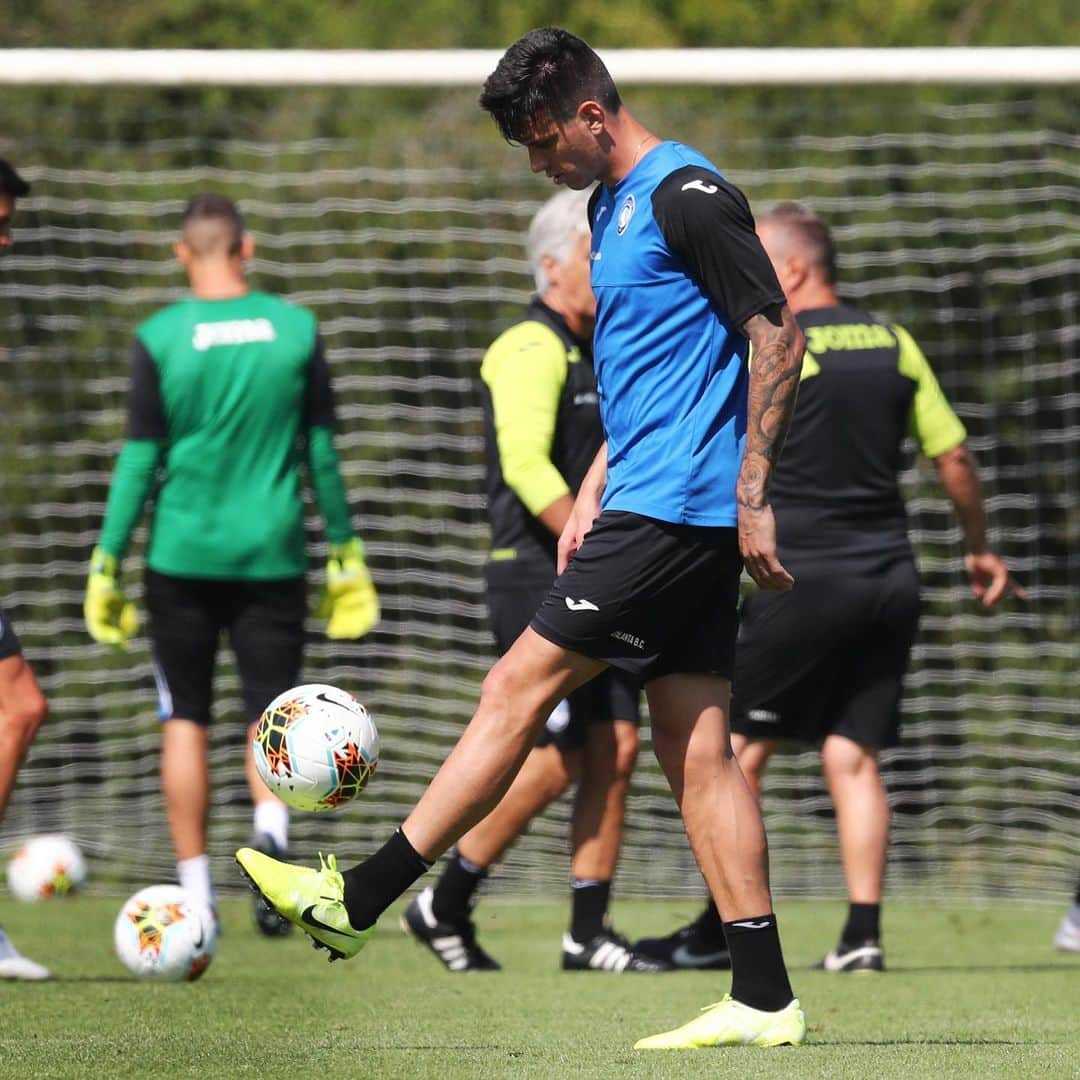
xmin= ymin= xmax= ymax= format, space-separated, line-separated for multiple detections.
xmin=1 ymin=57 xmax=1076 ymax=904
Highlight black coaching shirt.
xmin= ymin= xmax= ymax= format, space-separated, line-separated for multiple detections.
xmin=481 ymin=298 xmax=603 ymax=584
xmin=771 ymin=303 xmax=967 ymax=575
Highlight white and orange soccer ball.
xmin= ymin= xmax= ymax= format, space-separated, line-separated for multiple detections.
xmin=251 ymin=683 xmax=379 ymax=813
xmin=6 ymin=834 xmax=87 ymax=901
xmin=114 ymin=885 xmax=218 ymax=981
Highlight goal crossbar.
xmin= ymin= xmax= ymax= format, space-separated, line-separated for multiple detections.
xmin=2 ymin=47 xmax=1079 ymax=86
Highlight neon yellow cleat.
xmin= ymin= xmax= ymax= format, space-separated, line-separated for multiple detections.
xmin=633 ymin=994 xmax=806 ymax=1049
xmin=235 ymin=848 xmax=373 ymax=961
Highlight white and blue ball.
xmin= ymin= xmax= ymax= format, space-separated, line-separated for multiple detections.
xmin=252 ymin=683 xmax=379 ymax=813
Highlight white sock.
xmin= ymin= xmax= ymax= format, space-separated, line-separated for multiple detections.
xmin=177 ymin=854 xmax=215 ymax=912
xmin=253 ymin=800 xmax=289 ymax=852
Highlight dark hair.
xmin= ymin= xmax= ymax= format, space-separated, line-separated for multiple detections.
xmin=479 ymin=27 xmax=621 ymax=144
xmin=759 ymin=201 xmax=838 ymax=285
xmin=180 ymin=193 xmax=245 ymax=255
xmin=0 ymin=159 xmax=31 ymax=198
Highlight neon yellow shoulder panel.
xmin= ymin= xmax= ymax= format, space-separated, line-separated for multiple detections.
xmin=894 ymin=324 xmax=967 ymax=458
xmin=481 ymin=320 xmax=572 ymax=516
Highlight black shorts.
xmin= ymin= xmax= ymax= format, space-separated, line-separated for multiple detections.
xmin=145 ymin=569 xmax=306 ymax=727
xmin=731 ymin=559 xmax=921 ymax=749
xmin=530 ymin=511 xmax=742 ymax=684
xmin=487 ymin=573 xmax=639 ymax=751
xmin=0 ymin=605 xmax=23 ymax=660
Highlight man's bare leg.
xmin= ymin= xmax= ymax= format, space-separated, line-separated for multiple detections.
xmin=333 ymin=630 xmax=603 ymax=935
xmin=648 ymin=675 xmax=771 ymax=919
xmin=402 ymin=630 xmax=604 ymax=858
xmin=821 ymin=734 xmax=888 ymax=904
xmin=0 ymin=655 xmax=47 ymax=820
xmin=413 ymin=714 xmax=640 ymax=971
xmin=647 ymin=672 xmax=794 ymax=1011
xmin=407 ymin=740 xmax=577 ymax=969
xmin=0 ymin=654 xmax=50 ymax=980
xmin=730 ymin=732 xmax=778 ymax=803
xmin=820 ymin=733 xmax=888 ymax=956
xmin=161 ymin=717 xmax=215 ymax=910
xmin=456 ymin=742 xmax=578 ymax=867
xmin=570 ymin=719 xmax=637 ymax=880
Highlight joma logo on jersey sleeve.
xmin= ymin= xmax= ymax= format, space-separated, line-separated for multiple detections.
xmin=192 ymin=317 xmax=277 ymax=352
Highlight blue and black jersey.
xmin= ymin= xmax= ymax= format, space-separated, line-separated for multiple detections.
xmin=588 ymin=141 xmax=785 ymax=527
xmin=772 ymin=303 xmax=967 ymax=575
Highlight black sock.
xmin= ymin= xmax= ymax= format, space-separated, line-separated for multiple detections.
xmin=724 ymin=913 xmax=795 ymax=1013
xmin=341 ymin=828 xmax=432 ymax=930
xmin=1074 ymin=880 xmax=1080 ymax=906
xmin=696 ymin=897 xmax=727 ymax=946
xmin=841 ymin=902 xmax=881 ymax=945
xmin=570 ymin=878 xmax=612 ymax=941
xmin=431 ymin=850 xmax=487 ymax=923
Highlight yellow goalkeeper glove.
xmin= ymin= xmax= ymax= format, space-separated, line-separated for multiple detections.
xmin=316 ymin=537 xmax=380 ymax=640
xmin=83 ymin=547 xmax=139 ymax=648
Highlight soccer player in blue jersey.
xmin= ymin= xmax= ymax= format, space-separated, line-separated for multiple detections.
xmin=635 ymin=203 xmax=1023 ymax=974
xmin=237 ymin=27 xmax=807 ymax=1049
xmin=0 ymin=159 xmax=52 ymax=980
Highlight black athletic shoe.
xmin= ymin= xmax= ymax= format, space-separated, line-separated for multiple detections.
xmin=562 ymin=929 xmax=671 ymax=972
xmin=250 ymin=834 xmax=292 ymax=938
xmin=401 ymin=886 xmax=501 ymax=972
xmin=813 ymin=938 xmax=885 ymax=972
xmin=633 ymin=910 xmax=732 ymax=970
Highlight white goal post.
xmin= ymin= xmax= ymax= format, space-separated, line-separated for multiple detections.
xmin=1 ymin=49 xmax=1076 ymax=905
xmin=1 ymin=46 xmax=1079 ymax=85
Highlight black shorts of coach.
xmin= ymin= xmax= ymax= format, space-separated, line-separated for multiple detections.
xmin=529 ymin=510 xmax=742 ymax=685
xmin=487 ymin=570 xmax=640 ymax=751
xmin=0 ymin=605 xmax=25 ymax=661
xmin=730 ymin=558 xmax=922 ymax=749
xmin=144 ymin=569 xmax=306 ymax=727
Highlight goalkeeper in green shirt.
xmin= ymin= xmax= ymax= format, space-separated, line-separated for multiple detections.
xmin=84 ymin=194 xmax=378 ymax=935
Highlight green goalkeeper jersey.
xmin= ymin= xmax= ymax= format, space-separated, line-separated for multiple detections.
xmin=98 ymin=290 xmax=353 ymax=580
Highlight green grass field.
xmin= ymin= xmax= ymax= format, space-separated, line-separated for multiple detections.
xmin=1 ymin=895 xmax=1075 ymax=1079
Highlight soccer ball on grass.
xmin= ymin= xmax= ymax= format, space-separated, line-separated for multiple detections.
xmin=114 ymin=885 xmax=218 ymax=981
xmin=6 ymin=834 xmax=87 ymax=901
xmin=252 ymin=683 xmax=379 ymax=812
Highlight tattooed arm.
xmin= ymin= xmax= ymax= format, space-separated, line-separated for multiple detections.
xmin=737 ymin=302 xmax=804 ymax=590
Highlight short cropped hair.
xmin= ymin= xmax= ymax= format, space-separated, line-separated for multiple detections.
xmin=479 ymin=27 xmax=621 ymax=144
xmin=180 ymin=193 xmax=245 ymax=256
xmin=0 ymin=159 xmax=31 ymax=198
xmin=527 ymin=187 xmax=593 ymax=294
xmin=758 ymin=201 xmax=838 ymax=285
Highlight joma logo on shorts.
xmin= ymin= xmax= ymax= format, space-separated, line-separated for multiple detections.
xmin=611 ymin=630 xmax=645 ymax=650
xmin=747 ymin=709 xmax=780 ymax=723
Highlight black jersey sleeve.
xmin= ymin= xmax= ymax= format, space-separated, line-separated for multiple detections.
xmin=652 ymin=166 xmax=785 ymax=329
xmin=127 ymin=339 xmax=168 ymax=439
xmin=304 ymin=336 xmax=337 ymax=428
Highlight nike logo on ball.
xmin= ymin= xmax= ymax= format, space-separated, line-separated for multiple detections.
xmin=315 ymin=691 xmax=354 ymax=713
